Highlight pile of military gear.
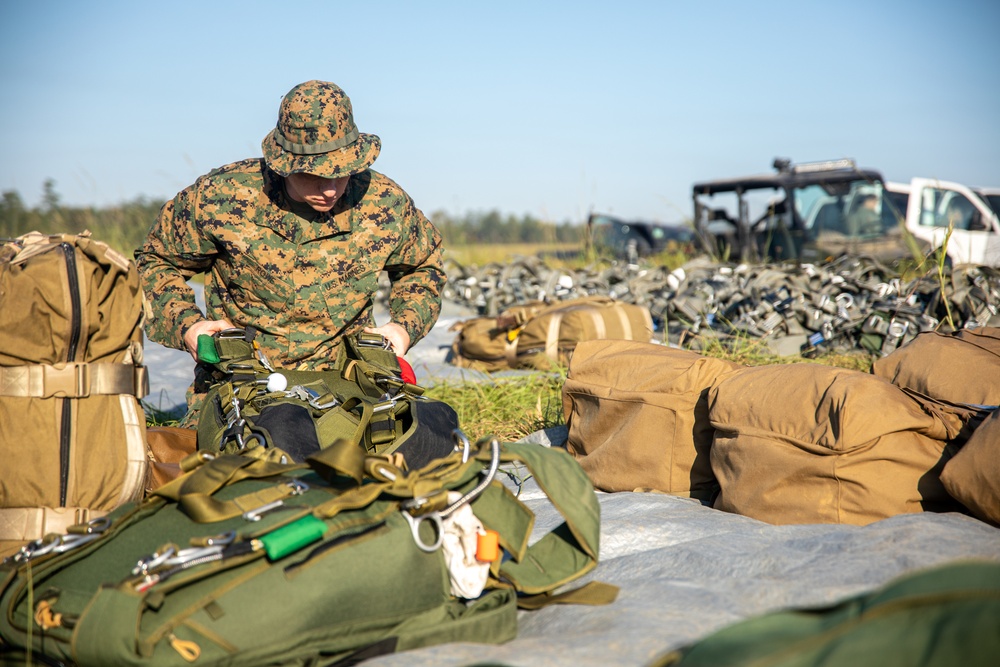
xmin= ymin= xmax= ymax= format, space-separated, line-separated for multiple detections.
xmin=441 ymin=254 xmax=1000 ymax=360
xmin=0 ymin=231 xmax=617 ymax=665
xmin=653 ymin=256 xmax=1000 ymax=358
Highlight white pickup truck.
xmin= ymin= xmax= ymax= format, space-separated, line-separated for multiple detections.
xmin=888 ymin=179 xmax=1000 ymax=267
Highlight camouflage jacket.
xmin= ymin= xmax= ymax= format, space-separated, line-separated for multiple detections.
xmin=136 ymin=159 xmax=444 ymax=370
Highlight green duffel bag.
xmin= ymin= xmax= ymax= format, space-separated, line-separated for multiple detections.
xmin=0 ymin=438 xmax=613 ymax=666
xmin=654 ymin=560 xmax=1000 ymax=667
xmin=196 ymin=330 xmax=458 ymax=469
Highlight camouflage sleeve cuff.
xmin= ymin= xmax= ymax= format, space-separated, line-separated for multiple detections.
xmin=177 ymin=309 xmax=208 ymax=348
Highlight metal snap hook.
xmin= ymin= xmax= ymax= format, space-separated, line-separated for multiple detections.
xmin=402 ymin=511 xmax=444 ymax=553
xmin=133 ymin=544 xmax=177 ymax=576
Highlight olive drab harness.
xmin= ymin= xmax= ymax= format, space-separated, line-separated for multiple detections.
xmin=196 ymin=329 xmax=455 ymax=466
xmin=0 ymin=436 xmax=614 ymax=666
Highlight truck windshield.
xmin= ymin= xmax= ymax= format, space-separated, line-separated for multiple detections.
xmin=792 ymin=181 xmax=895 ymax=237
xmin=981 ymin=193 xmax=1000 ymax=218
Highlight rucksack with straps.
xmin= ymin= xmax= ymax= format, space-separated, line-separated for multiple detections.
xmin=196 ymin=329 xmax=460 ymax=469
xmin=449 ymin=295 xmax=654 ymax=371
xmin=0 ymin=437 xmax=614 ymax=666
xmin=0 ymin=231 xmax=148 ymax=559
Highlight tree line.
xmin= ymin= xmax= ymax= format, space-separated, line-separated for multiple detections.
xmin=0 ymin=181 xmax=583 ymax=255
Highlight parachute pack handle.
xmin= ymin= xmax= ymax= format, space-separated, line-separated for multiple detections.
xmin=198 ymin=327 xmax=274 ymax=372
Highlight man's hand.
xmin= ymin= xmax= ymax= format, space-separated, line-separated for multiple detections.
xmin=364 ymin=322 xmax=411 ymax=356
xmin=183 ymin=319 xmax=236 ymax=361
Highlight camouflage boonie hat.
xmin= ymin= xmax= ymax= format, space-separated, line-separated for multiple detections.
xmin=262 ymin=80 xmax=381 ymax=178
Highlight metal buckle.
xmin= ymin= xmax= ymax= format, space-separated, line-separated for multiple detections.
xmin=285 ymin=385 xmax=339 ymax=410
xmin=357 ymin=334 xmax=392 ymax=350
xmin=216 ymin=329 xmax=248 ymax=339
xmin=241 ymin=480 xmax=310 ymax=522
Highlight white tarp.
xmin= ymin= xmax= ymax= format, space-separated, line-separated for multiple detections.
xmin=367 ymin=449 xmax=1000 ymax=666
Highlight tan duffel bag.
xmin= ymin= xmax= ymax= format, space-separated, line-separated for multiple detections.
xmin=709 ymin=364 xmax=962 ymax=526
xmin=0 ymin=232 xmax=148 ymax=558
xmin=871 ymin=327 xmax=1000 ymax=406
xmin=450 ymin=296 xmax=654 ymax=371
xmin=940 ymin=407 xmax=1000 ymax=526
xmin=563 ymin=340 xmax=742 ymax=501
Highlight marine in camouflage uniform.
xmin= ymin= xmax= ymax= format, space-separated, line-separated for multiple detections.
xmin=136 ymin=80 xmax=444 ymax=423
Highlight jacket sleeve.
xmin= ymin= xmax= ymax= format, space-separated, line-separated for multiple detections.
xmin=384 ymin=197 xmax=445 ymax=348
xmin=134 ymin=182 xmax=217 ymax=351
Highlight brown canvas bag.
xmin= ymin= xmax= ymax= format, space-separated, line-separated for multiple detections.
xmin=144 ymin=426 xmax=199 ymax=494
xmin=0 ymin=232 xmax=148 ymax=558
xmin=450 ymin=296 xmax=654 ymax=371
xmin=940 ymin=407 xmax=1000 ymax=526
xmin=709 ymin=364 xmax=961 ymax=526
xmin=563 ymin=340 xmax=742 ymax=500
xmin=448 ymin=316 xmax=517 ymax=372
xmin=871 ymin=327 xmax=1000 ymax=406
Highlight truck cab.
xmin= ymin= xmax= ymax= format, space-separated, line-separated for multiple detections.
xmin=887 ymin=180 xmax=1000 ymax=267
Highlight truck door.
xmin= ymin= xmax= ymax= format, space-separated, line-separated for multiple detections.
xmin=906 ymin=178 xmax=1000 ymax=267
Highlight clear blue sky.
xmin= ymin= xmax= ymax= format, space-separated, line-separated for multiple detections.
xmin=1 ymin=0 xmax=997 ymax=224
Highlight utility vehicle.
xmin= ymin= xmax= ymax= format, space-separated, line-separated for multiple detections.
xmin=693 ymin=158 xmax=1000 ymax=266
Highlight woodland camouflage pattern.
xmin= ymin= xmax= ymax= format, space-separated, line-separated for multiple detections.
xmin=135 ymin=160 xmax=444 ymax=371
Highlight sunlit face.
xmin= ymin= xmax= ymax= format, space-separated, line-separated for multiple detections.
xmin=284 ymin=173 xmax=350 ymax=212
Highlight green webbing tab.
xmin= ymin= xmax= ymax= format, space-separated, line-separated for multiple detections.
xmin=368 ymin=415 xmax=396 ymax=446
xmin=515 ymin=581 xmax=620 ymax=610
xmin=197 ymin=335 xmax=221 ymax=363
xmin=260 ymin=515 xmax=328 ymax=560
xmin=307 ymin=438 xmax=367 ymax=485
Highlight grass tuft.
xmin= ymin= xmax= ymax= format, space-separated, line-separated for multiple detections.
xmin=424 ymin=369 xmax=569 ymax=443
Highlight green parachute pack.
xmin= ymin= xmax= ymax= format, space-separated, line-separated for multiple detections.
xmin=0 ymin=437 xmax=614 ymax=665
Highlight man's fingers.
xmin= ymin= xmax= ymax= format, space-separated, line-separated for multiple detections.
xmin=184 ymin=320 xmax=236 ymax=359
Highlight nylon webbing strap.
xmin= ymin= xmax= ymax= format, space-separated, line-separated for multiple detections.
xmin=307 ymin=437 xmax=367 ymax=485
xmin=179 ymin=484 xmax=299 ymax=523
xmin=0 ymin=506 xmax=107 ymax=541
xmin=515 ymin=581 xmax=620 ymax=610
xmin=543 ymin=306 xmax=607 ymax=360
xmin=310 ymin=447 xmax=475 ymax=521
xmin=0 ymin=363 xmax=147 ymax=398
xmin=153 ymin=455 xmax=300 ymax=503
xmin=544 ymin=312 xmax=565 ymax=360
